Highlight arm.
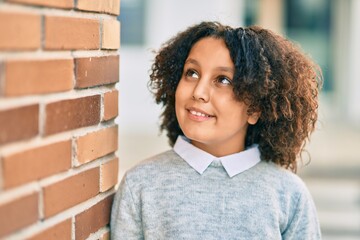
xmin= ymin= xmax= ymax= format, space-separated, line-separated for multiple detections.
xmin=281 ymin=189 xmax=322 ymax=240
xmin=110 ymin=176 xmax=144 ymax=240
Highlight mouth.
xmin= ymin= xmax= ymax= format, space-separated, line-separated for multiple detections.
xmin=186 ymin=107 xmax=215 ymax=118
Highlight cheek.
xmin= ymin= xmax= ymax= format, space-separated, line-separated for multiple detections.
xmin=175 ymin=79 xmax=188 ymax=103
xmin=175 ymin=82 xmax=185 ymax=116
xmin=175 ymin=85 xmax=181 ymax=107
xmin=175 ymin=94 xmax=181 ymax=117
xmin=217 ymin=100 xmax=249 ymax=123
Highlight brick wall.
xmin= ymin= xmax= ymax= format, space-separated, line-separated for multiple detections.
xmin=0 ymin=0 xmax=120 ymax=239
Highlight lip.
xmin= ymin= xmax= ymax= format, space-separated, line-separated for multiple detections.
xmin=186 ymin=107 xmax=215 ymax=122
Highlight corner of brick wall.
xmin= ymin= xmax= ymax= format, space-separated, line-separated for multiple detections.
xmin=0 ymin=0 xmax=121 ymax=239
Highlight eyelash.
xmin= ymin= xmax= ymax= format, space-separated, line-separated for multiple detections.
xmin=216 ymin=76 xmax=232 ymax=86
xmin=184 ymin=69 xmax=232 ymax=86
xmin=185 ymin=69 xmax=199 ymax=79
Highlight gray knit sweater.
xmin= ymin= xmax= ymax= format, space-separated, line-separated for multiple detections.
xmin=111 ymin=150 xmax=321 ymax=239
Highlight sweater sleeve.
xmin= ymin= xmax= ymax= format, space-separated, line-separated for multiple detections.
xmin=110 ymin=176 xmax=144 ymax=240
xmin=281 ymin=188 xmax=322 ymax=240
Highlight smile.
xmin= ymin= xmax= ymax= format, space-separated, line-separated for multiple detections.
xmin=189 ymin=110 xmax=212 ymax=117
xmin=186 ymin=107 xmax=215 ymax=121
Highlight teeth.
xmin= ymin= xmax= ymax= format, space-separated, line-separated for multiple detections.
xmin=190 ymin=110 xmax=209 ymax=117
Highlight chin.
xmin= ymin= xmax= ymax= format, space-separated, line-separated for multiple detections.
xmin=183 ymin=131 xmax=212 ymax=145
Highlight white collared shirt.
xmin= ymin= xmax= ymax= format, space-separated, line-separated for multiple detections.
xmin=173 ymin=136 xmax=261 ymax=178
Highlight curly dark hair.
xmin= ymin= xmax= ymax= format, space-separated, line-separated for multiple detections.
xmin=149 ymin=22 xmax=322 ymax=172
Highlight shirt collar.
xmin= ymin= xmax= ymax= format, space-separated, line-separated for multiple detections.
xmin=173 ymin=136 xmax=261 ymax=178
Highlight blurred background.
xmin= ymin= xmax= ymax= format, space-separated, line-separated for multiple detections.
xmin=116 ymin=0 xmax=360 ymax=239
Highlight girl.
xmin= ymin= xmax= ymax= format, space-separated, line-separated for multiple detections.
xmin=111 ymin=22 xmax=322 ymax=239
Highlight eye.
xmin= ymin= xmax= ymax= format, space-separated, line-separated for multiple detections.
xmin=185 ymin=69 xmax=199 ymax=79
xmin=216 ymin=76 xmax=232 ymax=86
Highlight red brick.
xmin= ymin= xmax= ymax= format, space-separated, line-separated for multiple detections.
xmin=75 ymin=195 xmax=114 ymax=240
xmin=102 ymin=19 xmax=120 ymax=49
xmin=28 ymin=219 xmax=72 ymax=240
xmin=103 ymin=90 xmax=118 ymax=121
xmin=45 ymin=95 xmax=100 ymax=135
xmin=43 ymin=167 xmax=100 ymax=218
xmin=0 ymin=12 xmax=41 ymax=50
xmin=45 ymin=16 xmax=99 ymax=50
xmin=6 ymin=0 xmax=73 ymax=9
xmin=4 ymin=59 xmax=74 ymax=97
xmin=2 ymin=140 xmax=72 ymax=189
xmin=0 ymin=62 xmax=4 ymax=94
xmin=100 ymin=158 xmax=119 ymax=192
xmin=0 ymin=104 xmax=39 ymax=145
xmin=76 ymin=126 xmax=118 ymax=165
xmin=0 ymin=192 xmax=39 ymax=237
xmin=75 ymin=55 xmax=119 ymax=88
xmin=77 ymin=0 xmax=120 ymax=15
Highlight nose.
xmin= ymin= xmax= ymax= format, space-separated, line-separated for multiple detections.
xmin=192 ymin=77 xmax=210 ymax=102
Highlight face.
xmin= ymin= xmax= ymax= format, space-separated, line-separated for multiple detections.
xmin=175 ymin=37 xmax=259 ymax=157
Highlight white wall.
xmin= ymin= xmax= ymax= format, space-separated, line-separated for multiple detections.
xmin=348 ymin=0 xmax=360 ymax=123
xmin=145 ymin=0 xmax=244 ymax=48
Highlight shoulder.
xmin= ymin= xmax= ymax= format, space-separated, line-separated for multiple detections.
xmin=257 ymin=161 xmax=307 ymax=186
xmin=253 ymin=161 xmax=311 ymax=198
xmin=252 ymin=161 xmax=319 ymax=231
xmin=260 ymin=163 xmax=321 ymax=238
xmin=127 ymin=149 xmax=182 ymax=173
xmin=122 ymin=150 xmax=186 ymax=186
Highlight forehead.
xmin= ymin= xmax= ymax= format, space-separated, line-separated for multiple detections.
xmin=186 ymin=37 xmax=234 ymax=68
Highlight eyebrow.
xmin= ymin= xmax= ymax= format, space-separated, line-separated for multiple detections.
xmin=185 ymin=58 xmax=235 ymax=74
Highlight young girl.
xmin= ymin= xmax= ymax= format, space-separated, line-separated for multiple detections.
xmin=111 ymin=22 xmax=322 ymax=239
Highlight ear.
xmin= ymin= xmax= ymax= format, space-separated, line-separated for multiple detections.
xmin=248 ymin=111 xmax=261 ymax=125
